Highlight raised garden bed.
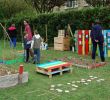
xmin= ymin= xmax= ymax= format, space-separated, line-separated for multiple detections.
xmin=0 ymin=64 xmax=28 ymax=88
xmin=0 ymin=53 xmax=24 ymax=65
xmin=0 ymin=57 xmax=24 ymax=64
xmin=56 ymin=57 xmax=106 ymax=69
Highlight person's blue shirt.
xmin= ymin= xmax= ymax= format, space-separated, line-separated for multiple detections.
xmin=24 ymin=38 xmax=31 ymax=49
xmin=90 ymin=24 xmax=104 ymax=43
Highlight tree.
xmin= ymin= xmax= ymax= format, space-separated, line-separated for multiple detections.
xmin=85 ymin=0 xmax=110 ymax=7
xmin=0 ymin=0 xmax=29 ymax=18
xmin=24 ymin=0 xmax=67 ymax=13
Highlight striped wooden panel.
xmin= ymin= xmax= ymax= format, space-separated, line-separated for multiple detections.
xmin=36 ymin=61 xmax=71 ymax=69
xmin=107 ymin=30 xmax=110 ymax=57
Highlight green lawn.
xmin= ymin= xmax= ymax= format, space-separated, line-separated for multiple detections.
xmin=0 ymin=42 xmax=110 ymax=100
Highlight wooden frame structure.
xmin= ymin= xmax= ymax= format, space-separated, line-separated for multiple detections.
xmin=36 ymin=61 xmax=72 ymax=78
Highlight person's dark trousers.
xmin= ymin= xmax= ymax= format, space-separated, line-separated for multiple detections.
xmin=33 ymin=48 xmax=40 ymax=64
xmin=10 ymin=37 xmax=16 ymax=47
xmin=26 ymin=48 xmax=30 ymax=62
xmin=92 ymin=42 xmax=105 ymax=62
xmin=98 ymin=42 xmax=105 ymax=62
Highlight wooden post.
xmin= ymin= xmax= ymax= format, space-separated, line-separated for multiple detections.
xmin=18 ymin=64 xmax=24 ymax=84
xmin=48 ymin=69 xmax=52 ymax=78
xmin=45 ymin=24 xmax=48 ymax=43
xmin=70 ymin=64 xmax=73 ymax=73
xmin=60 ymin=66 xmax=63 ymax=75
xmin=68 ymin=24 xmax=74 ymax=37
xmin=20 ymin=25 xmax=23 ymax=47
xmin=0 ymin=23 xmax=14 ymax=47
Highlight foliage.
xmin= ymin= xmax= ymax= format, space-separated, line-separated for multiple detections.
xmin=0 ymin=7 xmax=110 ymax=45
xmin=24 ymin=0 xmax=67 ymax=13
xmin=0 ymin=0 xmax=32 ymax=18
xmin=85 ymin=0 xmax=110 ymax=7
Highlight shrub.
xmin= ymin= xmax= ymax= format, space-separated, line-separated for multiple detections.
xmin=0 ymin=7 xmax=110 ymax=45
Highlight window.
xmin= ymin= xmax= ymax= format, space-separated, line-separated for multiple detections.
xmin=66 ymin=0 xmax=72 ymax=7
xmin=66 ymin=0 xmax=78 ymax=8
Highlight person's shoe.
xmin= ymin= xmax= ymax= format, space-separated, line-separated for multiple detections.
xmin=100 ymin=62 xmax=106 ymax=65
xmin=92 ymin=60 xmax=96 ymax=63
xmin=33 ymin=61 xmax=36 ymax=64
xmin=25 ymin=61 xmax=29 ymax=63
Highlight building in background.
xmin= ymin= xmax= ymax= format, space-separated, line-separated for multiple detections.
xmin=54 ymin=0 xmax=89 ymax=12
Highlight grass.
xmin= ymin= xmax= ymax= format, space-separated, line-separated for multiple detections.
xmin=0 ymin=41 xmax=110 ymax=100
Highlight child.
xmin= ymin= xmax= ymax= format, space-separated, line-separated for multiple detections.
xmin=24 ymin=31 xmax=32 ymax=62
xmin=31 ymin=30 xmax=42 ymax=64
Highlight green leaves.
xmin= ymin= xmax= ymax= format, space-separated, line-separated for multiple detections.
xmin=0 ymin=6 xmax=110 ymax=45
xmin=85 ymin=0 xmax=110 ymax=7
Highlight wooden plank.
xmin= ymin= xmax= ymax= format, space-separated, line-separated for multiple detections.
xmin=78 ymin=30 xmax=82 ymax=55
xmin=85 ymin=30 xmax=89 ymax=55
xmin=36 ymin=67 xmax=72 ymax=77
xmin=38 ymin=63 xmax=71 ymax=70
xmin=54 ymin=37 xmax=70 ymax=44
xmin=54 ymin=43 xmax=70 ymax=51
xmin=36 ymin=61 xmax=72 ymax=78
xmin=82 ymin=30 xmax=85 ymax=55
xmin=107 ymin=30 xmax=110 ymax=57
xmin=58 ymin=30 xmax=65 ymax=37
xmin=37 ymin=61 xmax=63 ymax=68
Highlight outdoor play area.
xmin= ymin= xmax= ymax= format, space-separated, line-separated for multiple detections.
xmin=0 ymin=28 xmax=110 ymax=100
xmin=0 ymin=0 xmax=110 ymax=100
xmin=0 ymin=45 xmax=110 ymax=100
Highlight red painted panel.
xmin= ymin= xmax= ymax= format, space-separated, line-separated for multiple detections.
xmin=78 ymin=30 xmax=82 ymax=55
xmin=85 ymin=30 xmax=89 ymax=55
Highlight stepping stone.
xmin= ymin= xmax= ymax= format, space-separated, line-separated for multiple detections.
xmin=76 ymin=81 xmax=81 ymax=83
xmin=81 ymin=79 xmax=85 ymax=81
xmin=57 ymin=89 xmax=63 ymax=93
xmin=51 ymin=85 xmax=55 ymax=88
xmin=90 ymin=78 xmax=95 ymax=80
xmin=87 ymin=80 xmax=92 ymax=82
xmin=57 ymin=84 xmax=63 ymax=87
xmin=94 ymin=77 xmax=98 ymax=79
xmin=67 ymin=83 xmax=71 ymax=85
xmin=96 ymin=80 xmax=101 ymax=82
xmin=84 ymin=83 xmax=89 ymax=85
xmin=65 ymin=90 xmax=70 ymax=93
xmin=50 ymin=88 xmax=54 ymax=91
xmin=89 ymin=76 xmax=94 ymax=78
xmin=72 ymin=81 xmax=75 ymax=83
xmin=81 ymin=80 xmax=86 ymax=83
xmin=100 ymin=79 xmax=105 ymax=81
xmin=72 ymin=88 xmax=77 ymax=91
xmin=72 ymin=84 xmax=78 ymax=88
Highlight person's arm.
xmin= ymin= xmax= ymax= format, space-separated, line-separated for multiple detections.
xmin=90 ymin=29 xmax=95 ymax=41
xmin=31 ymin=36 xmax=34 ymax=49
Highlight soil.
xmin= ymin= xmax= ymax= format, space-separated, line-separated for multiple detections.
xmin=2 ymin=57 xmax=16 ymax=60
xmin=0 ymin=64 xmax=18 ymax=76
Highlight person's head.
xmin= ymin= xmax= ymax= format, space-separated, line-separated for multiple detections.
xmin=34 ymin=30 xmax=38 ymax=35
xmin=11 ymin=23 xmax=15 ymax=27
xmin=95 ymin=19 xmax=100 ymax=24
xmin=24 ymin=20 xmax=29 ymax=26
xmin=91 ymin=22 xmax=94 ymax=27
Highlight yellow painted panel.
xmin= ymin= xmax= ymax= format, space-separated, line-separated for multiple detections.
xmin=108 ymin=51 xmax=110 ymax=57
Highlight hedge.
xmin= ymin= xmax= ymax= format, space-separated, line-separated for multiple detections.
xmin=0 ymin=7 xmax=110 ymax=45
